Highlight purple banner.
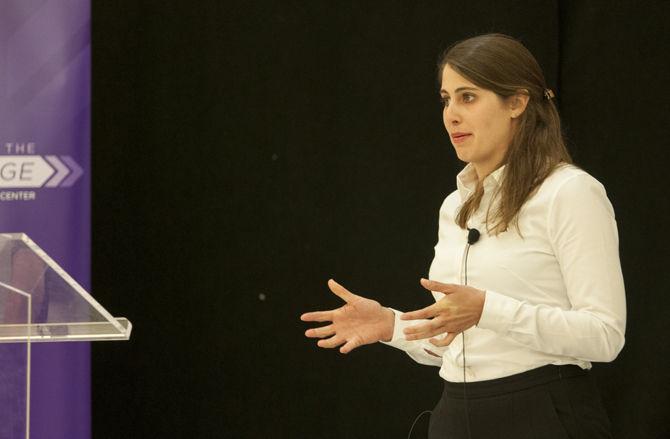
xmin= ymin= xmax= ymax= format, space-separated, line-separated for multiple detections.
xmin=0 ymin=1 xmax=91 ymax=438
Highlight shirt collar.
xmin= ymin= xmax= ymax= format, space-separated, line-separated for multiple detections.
xmin=456 ymin=164 xmax=506 ymax=200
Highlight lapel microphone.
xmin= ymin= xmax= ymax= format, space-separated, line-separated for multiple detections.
xmin=467 ymin=228 xmax=481 ymax=245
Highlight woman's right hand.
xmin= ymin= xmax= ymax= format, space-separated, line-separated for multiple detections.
xmin=300 ymin=279 xmax=395 ymax=354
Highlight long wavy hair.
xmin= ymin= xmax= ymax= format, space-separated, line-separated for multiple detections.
xmin=437 ymin=33 xmax=572 ymax=234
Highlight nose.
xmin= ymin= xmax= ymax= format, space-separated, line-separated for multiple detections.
xmin=443 ymin=104 xmax=461 ymax=128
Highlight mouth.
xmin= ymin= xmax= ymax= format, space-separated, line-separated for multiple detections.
xmin=451 ymin=133 xmax=472 ymax=144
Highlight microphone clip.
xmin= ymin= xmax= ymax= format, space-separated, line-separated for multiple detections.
xmin=467 ymin=228 xmax=480 ymax=245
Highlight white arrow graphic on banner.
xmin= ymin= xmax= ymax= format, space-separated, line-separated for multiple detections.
xmin=0 ymin=155 xmax=84 ymax=188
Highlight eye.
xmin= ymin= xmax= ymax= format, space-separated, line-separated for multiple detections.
xmin=439 ymin=93 xmax=475 ymax=107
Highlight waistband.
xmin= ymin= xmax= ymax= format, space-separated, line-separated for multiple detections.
xmin=443 ymin=364 xmax=588 ymax=399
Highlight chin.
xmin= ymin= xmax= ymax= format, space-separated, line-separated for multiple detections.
xmin=453 ymin=148 xmax=472 ymax=163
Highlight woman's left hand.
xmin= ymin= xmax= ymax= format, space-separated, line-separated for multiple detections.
xmin=401 ymin=278 xmax=486 ymax=347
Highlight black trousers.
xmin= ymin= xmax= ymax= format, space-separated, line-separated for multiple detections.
xmin=428 ymin=365 xmax=613 ymax=439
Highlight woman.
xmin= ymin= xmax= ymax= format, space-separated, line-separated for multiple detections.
xmin=301 ymin=33 xmax=625 ymax=438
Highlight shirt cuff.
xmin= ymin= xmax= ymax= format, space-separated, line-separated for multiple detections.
xmin=380 ymin=308 xmax=412 ymax=346
xmin=476 ymin=290 xmax=517 ymax=333
xmin=380 ymin=308 xmax=448 ymax=357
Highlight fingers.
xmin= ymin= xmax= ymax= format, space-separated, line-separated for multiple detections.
xmin=305 ymin=325 xmax=335 ymax=339
xmin=308 ymin=332 xmax=360 ymax=353
xmin=300 ymin=310 xmax=334 ymax=322
xmin=400 ymin=303 xmax=438 ymax=321
xmin=327 ymin=279 xmax=356 ymax=302
xmin=429 ymin=332 xmax=459 ymax=347
xmin=420 ymin=278 xmax=458 ymax=294
xmin=403 ymin=320 xmax=434 ymax=336
xmin=301 ymin=279 xmax=353 ymax=322
xmin=403 ymin=321 xmax=450 ymax=341
xmin=317 ymin=335 xmax=345 ymax=349
xmin=339 ymin=339 xmax=360 ymax=354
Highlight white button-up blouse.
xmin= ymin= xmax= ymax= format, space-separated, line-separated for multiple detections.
xmin=383 ymin=163 xmax=626 ymax=382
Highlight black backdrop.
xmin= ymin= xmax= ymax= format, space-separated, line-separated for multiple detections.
xmin=91 ymin=1 xmax=670 ymax=438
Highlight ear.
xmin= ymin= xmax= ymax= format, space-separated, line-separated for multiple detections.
xmin=509 ymin=89 xmax=530 ymax=119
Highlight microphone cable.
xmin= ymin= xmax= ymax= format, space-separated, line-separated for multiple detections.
xmin=406 ymin=409 xmax=432 ymax=439
xmin=460 ymin=227 xmax=480 ymax=439
xmin=407 ymin=227 xmax=479 ymax=439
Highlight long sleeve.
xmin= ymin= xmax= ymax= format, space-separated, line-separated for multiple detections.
xmin=380 ymin=308 xmax=445 ymax=367
xmin=477 ymin=173 xmax=626 ymax=362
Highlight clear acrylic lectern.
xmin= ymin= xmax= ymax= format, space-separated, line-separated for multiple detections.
xmin=0 ymin=233 xmax=132 ymax=438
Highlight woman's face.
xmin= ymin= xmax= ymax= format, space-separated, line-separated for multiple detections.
xmin=440 ymin=64 xmax=518 ymax=179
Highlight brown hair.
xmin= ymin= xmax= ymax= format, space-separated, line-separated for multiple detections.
xmin=437 ymin=33 xmax=572 ymax=234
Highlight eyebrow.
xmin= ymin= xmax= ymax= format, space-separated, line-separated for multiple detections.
xmin=439 ymin=86 xmax=479 ymax=95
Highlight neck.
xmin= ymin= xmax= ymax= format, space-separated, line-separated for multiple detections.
xmin=473 ymin=163 xmax=501 ymax=183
